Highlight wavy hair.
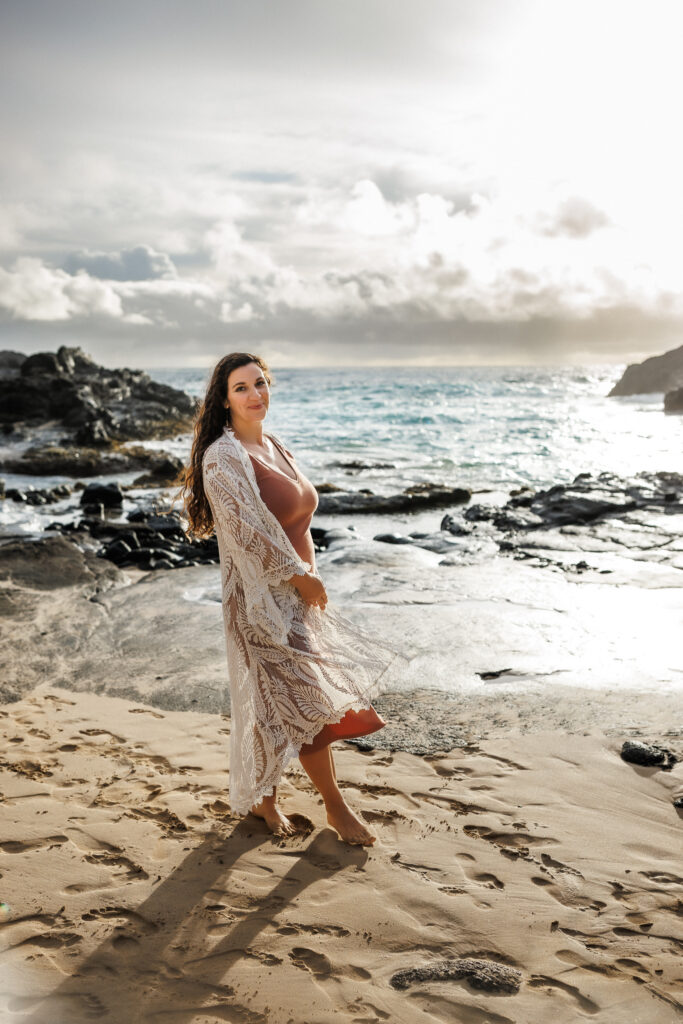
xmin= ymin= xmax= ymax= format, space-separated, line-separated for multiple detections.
xmin=176 ymin=352 xmax=273 ymax=539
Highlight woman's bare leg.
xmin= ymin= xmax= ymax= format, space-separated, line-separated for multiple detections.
xmin=298 ymin=744 xmax=376 ymax=846
xmin=250 ymin=785 xmax=297 ymax=837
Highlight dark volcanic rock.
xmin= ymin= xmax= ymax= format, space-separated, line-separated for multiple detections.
xmin=620 ymin=740 xmax=677 ymax=771
xmin=3 ymin=483 xmax=72 ymax=505
xmin=364 ymin=470 xmax=682 ymax=574
xmin=390 ymin=958 xmax=522 ymax=994
xmin=132 ymin=454 xmax=185 ymax=486
xmin=50 ymin=507 xmax=220 ymax=572
xmin=314 ymin=482 xmax=345 ymax=494
xmin=0 ymin=350 xmax=26 ymax=376
xmin=330 ymin=459 xmax=397 ymax=471
xmin=0 ymin=534 xmax=125 ymax=592
xmin=664 ymin=387 xmax=683 ymax=413
xmin=3 ymin=443 xmax=184 ymax=480
xmin=80 ymin=482 xmax=124 ymax=510
xmin=317 ymin=482 xmax=471 ymax=514
xmin=486 ymin=471 xmax=682 ymax=531
xmin=608 ymin=343 xmax=683 ymax=396
xmin=0 ymin=344 xmax=196 ymax=442
xmin=505 ymin=477 xmax=637 ymax=528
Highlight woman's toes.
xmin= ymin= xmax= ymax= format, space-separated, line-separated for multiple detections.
xmin=326 ymin=805 xmax=377 ymax=846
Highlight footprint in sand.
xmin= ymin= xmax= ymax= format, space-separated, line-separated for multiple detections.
xmin=8 ymin=931 xmax=82 ymax=952
xmin=528 ymin=975 xmax=600 ymax=1015
xmin=82 ymin=849 xmax=149 ymax=881
xmin=81 ymin=905 xmax=158 ymax=931
xmin=415 ymin=790 xmax=489 ymax=815
xmin=112 ymin=804 xmax=188 ymax=837
xmin=13 ymin=992 xmax=104 ymax=1021
xmin=360 ymin=808 xmax=406 ymax=824
xmin=289 ymin=946 xmax=369 ymax=982
xmin=128 ymin=708 xmax=165 ymax=719
xmin=640 ymin=870 xmax=683 ymax=885
xmin=455 ymin=851 xmax=505 ymax=890
xmin=276 ymin=922 xmax=350 ymax=938
xmin=531 ymin=875 xmax=604 ymax=912
xmin=463 ymin=825 xmax=557 ymax=860
xmin=0 ymin=835 xmax=69 ymax=854
xmin=78 ymin=728 xmax=127 ymax=742
xmin=0 ymin=759 xmax=54 ymax=780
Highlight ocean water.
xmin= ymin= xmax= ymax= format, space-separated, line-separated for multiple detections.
xmin=150 ymin=363 xmax=682 ymax=494
xmin=2 ymin=364 xmax=682 ymax=536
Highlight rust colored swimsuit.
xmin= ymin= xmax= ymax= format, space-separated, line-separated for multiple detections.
xmin=248 ymin=434 xmax=386 ymax=754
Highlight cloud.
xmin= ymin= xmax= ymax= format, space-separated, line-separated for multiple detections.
xmin=63 ymin=244 xmax=177 ymax=281
xmin=3 ymin=177 xmax=679 ymax=353
xmin=535 ymin=196 xmax=610 ymax=239
xmin=0 ymin=258 xmax=123 ymax=320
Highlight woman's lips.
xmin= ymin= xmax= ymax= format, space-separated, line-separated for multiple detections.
xmin=249 ymin=404 xmax=264 ymax=409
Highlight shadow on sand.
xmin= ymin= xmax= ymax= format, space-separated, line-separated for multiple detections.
xmin=15 ymin=819 xmax=367 ymax=1023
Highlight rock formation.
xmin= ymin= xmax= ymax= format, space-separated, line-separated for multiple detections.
xmin=0 ymin=345 xmax=196 ymax=444
xmin=608 ymin=343 xmax=683 ymax=396
xmin=664 ymin=386 xmax=683 ymax=413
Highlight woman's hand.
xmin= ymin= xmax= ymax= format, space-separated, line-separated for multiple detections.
xmin=289 ymin=571 xmax=328 ymax=610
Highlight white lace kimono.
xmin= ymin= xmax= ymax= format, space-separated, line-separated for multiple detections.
xmin=202 ymin=424 xmax=405 ymax=814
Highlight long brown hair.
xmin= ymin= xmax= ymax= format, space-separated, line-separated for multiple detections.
xmin=176 ymin=352 xmax=273 ymax=539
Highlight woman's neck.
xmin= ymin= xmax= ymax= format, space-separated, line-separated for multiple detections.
xmin=229 ymin=420 xmax=266 ymax=445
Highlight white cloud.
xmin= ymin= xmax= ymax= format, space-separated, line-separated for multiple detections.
xmin=0 ymin=258 xmax=123 ymax=320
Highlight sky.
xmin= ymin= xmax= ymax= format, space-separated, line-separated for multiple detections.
xmin=1 ymin=0 xmax=683 ymax=368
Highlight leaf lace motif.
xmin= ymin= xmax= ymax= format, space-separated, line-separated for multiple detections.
xmin=202 ymin=429 xmax=408 ymax=815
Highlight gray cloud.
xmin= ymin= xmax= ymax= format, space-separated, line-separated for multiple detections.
xmin=62 ymin=245 xmax=176 ymax=281
xmin=1 ymin=0 xmax=680 ymax=367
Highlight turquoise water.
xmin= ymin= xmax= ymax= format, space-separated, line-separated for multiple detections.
xmin=150 ymin=364 xmax=682 ymax=495
xmin=2 ymin=363 xmax=681 ymax=537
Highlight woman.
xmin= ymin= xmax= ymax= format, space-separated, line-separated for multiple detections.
xmin=180 ymin=352 xmax=403 ymax=846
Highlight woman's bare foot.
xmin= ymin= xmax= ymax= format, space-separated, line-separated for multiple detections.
xmin=326 ymin=799 xmax=376 ymax=846
xmin=250 ymin=797 xmax=297 ymax=837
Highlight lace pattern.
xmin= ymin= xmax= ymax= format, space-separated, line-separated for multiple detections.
xmin=202 ymin=425 xmax=406 ymax=815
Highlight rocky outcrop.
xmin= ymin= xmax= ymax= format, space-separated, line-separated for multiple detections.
xmin=0 ymin=534 xmax=125 ymax=592
xmin=2 ymin=482 xmax=72 ymax=505
xmin=466 ymin=471 xmax=680 ymax=529
xmin=608 ymin=344 xmax=683 ymax=396
xmin=2 ymin=442 xmax=184 ymax=482
xmin=317 ymin=481 xmax=471 ymax=514
xmin=370 ymin=470 xmax=683 ymax=572
xmin=0 ymin=345 xmax=196 ymax=444
xmin=664 ymin=387 xmax=683 ymax=413
xmin=620 ymin=740 xmax=677 ymax=771
xmin=49 ymin=507 xmax=219 ymax=572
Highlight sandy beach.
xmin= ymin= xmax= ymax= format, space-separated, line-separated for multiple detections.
xmin=1 ymin=514 xmax=682 ymax=1023
xmin=1 ymin=681 xmax=681 ymax=1024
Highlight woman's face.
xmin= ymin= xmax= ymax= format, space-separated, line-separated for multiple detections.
xmin=225 ymin=362 xmax=270 ymax=425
